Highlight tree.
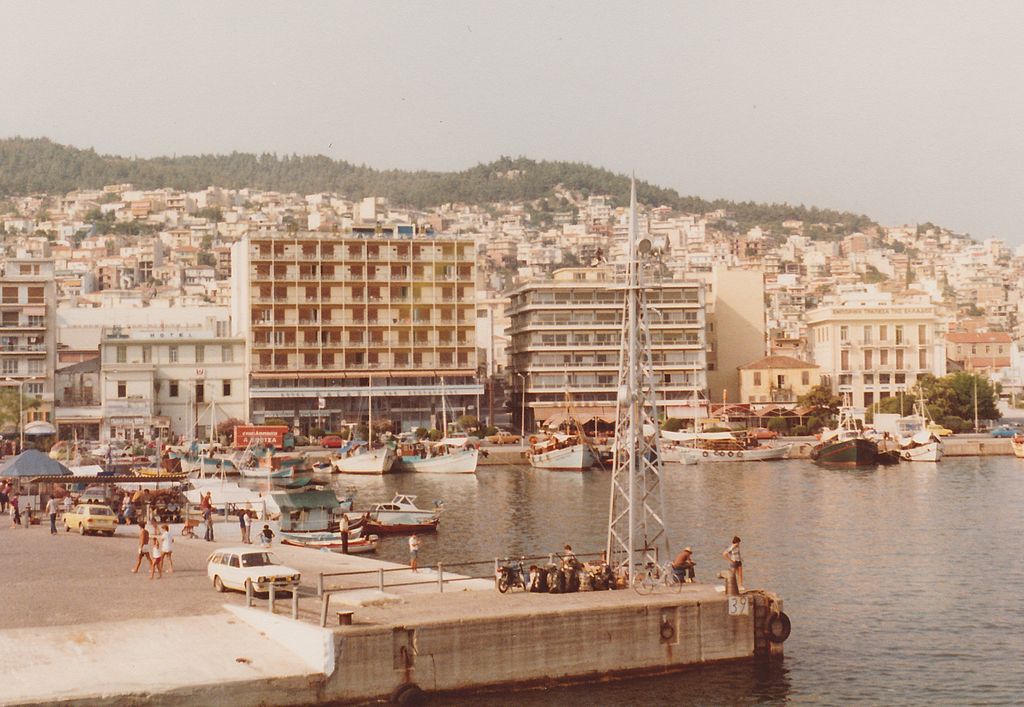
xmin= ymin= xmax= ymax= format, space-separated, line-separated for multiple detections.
xmin=0 ymin=388 xmax=40 ymax=429
xmin=767 ymin=417 xmax=788 ymax=433
xmin=216 ymin=417 xmax=246 ymax=441
xmin=797 ymin=385 xmax=842 ymax=416
xmin=918 ymin=372 xmax=999 ymax=426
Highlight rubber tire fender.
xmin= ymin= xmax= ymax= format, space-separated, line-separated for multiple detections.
xmin=390 ymin=682 xmax=426 ymax=705
xmin=727 ymin=451 xmax=734 ymax=457
xmin=737 ymin=451 xmax=743 ymax=459
xmin=702 ymin=451 xmax=709 ymax=458
xmin=766 ymin=612 xmax=792 ymax=643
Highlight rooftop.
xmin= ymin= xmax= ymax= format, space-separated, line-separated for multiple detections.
xmin=739 ymin=355 xmax=819 ymax=370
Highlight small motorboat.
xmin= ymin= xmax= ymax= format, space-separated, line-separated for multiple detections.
xmin=348 ymin=494 xmax=442 ymax=535
xmin=279 ymin=529 xmax=379 ymax=554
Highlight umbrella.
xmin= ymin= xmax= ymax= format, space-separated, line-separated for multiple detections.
xmin=0 ymin=449 xmax=73 ymax=478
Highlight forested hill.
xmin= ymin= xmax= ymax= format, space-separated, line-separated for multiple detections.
xmin=0 ymin=137 xmax=875 ymax=231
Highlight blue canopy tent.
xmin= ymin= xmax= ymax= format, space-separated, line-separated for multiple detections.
xmin=0 ymin=449 xmax=73 ymax=478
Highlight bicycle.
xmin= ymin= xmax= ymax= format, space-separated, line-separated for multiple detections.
xmin=631 ymin=561 xmax=683 ymax=594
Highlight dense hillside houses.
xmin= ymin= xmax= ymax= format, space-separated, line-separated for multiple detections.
xmin=0 ymin=161 xmax=1021 ymax=441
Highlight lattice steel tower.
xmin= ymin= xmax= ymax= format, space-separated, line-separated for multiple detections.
xmin=606 ymin=178 xmax=672 ymax=579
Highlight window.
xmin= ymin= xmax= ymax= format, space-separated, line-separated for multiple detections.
xmin=222 ymin=380 xmax=231 ymax=397
xmin=801 ymin=371 xmax=810 ymax=386
xmin=918 ymin=325 xmax=927 ymax=344
xmin=116 ymin=345 xmax=127 ymax=363
xmin=880 ymin=349 xmax=889 ymax=366
xmin=840 ymin=326 xmax=849 ymax=342
xmin=896 ymin=349 xmax=904 ymax=369
xmin=221 ymin=345 xmax=233 ymax=363
xmin=919 ymin=349 xmax=927 ymax=369
xmin=117 ymin=381 xmax=126 ymax=398
xmin=27 ymin=359 xmax=44 ymax=375
xmin=142 ymin=346 xmax=152 ymax=363
xmin=880 ymin=373 xmax=891 ymax=384
xmin=26 ymin=382 xmax=43 ymax=395
xmin=195 ymin=345 xmax=205 ymax=363
xmin=169 ymin=381 xmax=179 ymax=397
xmin=864 ymin=373 xmax=874 ymax=384
xmin=753 ymin=371 xmax=762 ymax=386
xmin=864 ymin=350 xmax=873 ymax=369
xmin=895 ymin=373 xmax=906 ymax=384
xmin=2 ymin=360 xmax=17 ymax=375
xmin=195 ymin=383 xmax=205 ymax=404
xmin=839 ymin=374 xmax=852 ymax=386
xmin=895 ymin=325 xmax=904 ymax=345
xmin=864 ymin=392 xmax=874 ymax=407
xmin=879 ymin=325 xmax=888 ymax=341
xmin=841 ymin=350 xmax=850 ymax=370
xmin=863 ymin=326 xmax=872 ymax=344
xmin=168 ymin=346 xmax=178 ymax=363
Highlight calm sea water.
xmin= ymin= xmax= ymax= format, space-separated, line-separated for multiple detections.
xmin=321 ymin=457 xmax=1024 ymax=705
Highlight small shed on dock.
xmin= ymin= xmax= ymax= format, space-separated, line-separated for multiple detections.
xmin=272 ymin=490 xmax=340 ymax=531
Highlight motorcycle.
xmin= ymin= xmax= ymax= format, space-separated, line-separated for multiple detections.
xmin=497 ymin=557 xmax=528 ymax=593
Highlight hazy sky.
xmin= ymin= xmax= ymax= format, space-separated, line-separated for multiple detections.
xmin=3 ymin=2 xmax=1023 ymax=240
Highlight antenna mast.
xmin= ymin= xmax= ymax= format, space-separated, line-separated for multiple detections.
xmin=606 ymin=178 xmax=672 ymax=580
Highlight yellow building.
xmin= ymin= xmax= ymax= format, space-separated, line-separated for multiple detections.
xmin=230 ymin=228 xmax=482 ymax=432
xmin=738 ymin=355 xmax=821 ymax=404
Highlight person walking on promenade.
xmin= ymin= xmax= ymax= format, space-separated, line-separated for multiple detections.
xmin=672 ymin=546 xmax=696 ymax=584
xmin=238 ymin=507 xmax=247 ymax=543
xmin=340 ymin=513 xmax=350 ymax=555
xmin=9 ymin=492 xmax=20 ymax=528
xmin=150 ymin=526 xmax=164 ymax=579
xmin=0 ymin=482 xmax=9 ymax=514
xmin=62 ymin=494 xmax=73 ymax=516
xmin=244 ymin=510 xmax=253 ymax=544
xmin=409 ymin=533 xmax=420 ymax=572
xmin=132 ymin=523 xmax=152 ymax=574
xmin=160 ymin=524 xmax=174 ymax=573
xmin=722 ymin=536 xmax=743 ymax=591
xmin=46 ymin=495 xmax=58 ymax=535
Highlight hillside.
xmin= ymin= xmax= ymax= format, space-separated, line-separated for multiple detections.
xmin=0 ymin=137 xmax=876 ymax=233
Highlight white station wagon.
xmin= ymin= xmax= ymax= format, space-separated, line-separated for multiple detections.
xmin=207 ymin=547 xmax=301 ymax=594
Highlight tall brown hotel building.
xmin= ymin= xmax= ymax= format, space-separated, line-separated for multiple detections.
xmin=231 ymin=227 xmax=482 ymax=433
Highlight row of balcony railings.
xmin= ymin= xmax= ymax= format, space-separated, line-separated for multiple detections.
xmin=520 ymin=293 xmax=700 ymax=306
xmin=250 ymin=270 xmax=472 ymax=281
xmin=250 ymin=248 xmax=474 ymax=262
xmin=251 ymin=294 xmax=472 ymax=304
xmin=0 ymin=297 xmax=47 ymax=305
xmin=254 ymin=336 xmax=474 ymax=347
xmin=516 ymin=313 xmax=700 ymax=326
xmin=251 ymin=360 xmax=471 ymax=372
xmin=253 ymin=317 xmax=473 ymax=327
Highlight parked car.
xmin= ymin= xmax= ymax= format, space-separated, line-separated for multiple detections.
xmin=321 ymin=435 xmax=345 ymax=449
xmin=63 ymin=504 xmax=117 ymax=536
xmin=747 ymin=427 xmax=779 ymax=440
xmin=485 ymin=429 xmax=521 ymax=444
xmin=927 ymin=423 xmax=954 ymax=437
xmin=990 ymin=425 xmax=1016 ymax=438
xmin=207 ymin=548 xmax=301 ymax=594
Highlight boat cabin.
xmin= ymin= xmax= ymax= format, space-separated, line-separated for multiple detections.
xmin=272 ymin=490 xmax=340 ymax=532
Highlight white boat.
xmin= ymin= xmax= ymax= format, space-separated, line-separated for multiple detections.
xmin=279 ymin=530 xmax=380 ymax=554
xmin=239 ymin=465 xmax=294 ymax=479
xmin=661 ymin=447 xmax=700 ymax=464
xmin=395 ymin=437 xmax=479 ymax=474
xmin=185 ymin=480 xmax=280 ymax=517
xmin=689 ymin=444 xmax=792 ymax=462
xmin=332 ymin=445 xmax=396 ymax=475
xmin=897 ymin=400 xmax=944 ymax=463
xmin=661 ymin=430 xmax=792 ymax=463
xmin=529 ymin=439 xmax=595 ymax=471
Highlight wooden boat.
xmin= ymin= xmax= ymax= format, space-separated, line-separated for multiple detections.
xmin=239 ymin=464 xmax=293 ymax=479
xmin=896 ymin=399 xmax=943 ymax=462
xmin=395 ymin=439 xmax=479 ymax=474
xmin=811 ymin=408 xmax=878 ymax=468
xmin=529 ymin=435 xmax=595 ymax=471
xmin=348 ymin=493 xmax=442 ymax=535
xmin=332 ymin=443 xmax=396 ymax=475
xmin=279 ymin=530 xmax=379 ymax=554
xmin=661 ymin=431 xmax=791 ymax=463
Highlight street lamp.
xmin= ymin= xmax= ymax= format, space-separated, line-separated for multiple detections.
xmin=4 ymin=377 xmax=38 ymax=453
xmin=515 ymin=372 xmax=527 ymax=440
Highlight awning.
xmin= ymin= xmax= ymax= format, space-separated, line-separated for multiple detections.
xmin=24 ymin=421 xmax=57 ymax=436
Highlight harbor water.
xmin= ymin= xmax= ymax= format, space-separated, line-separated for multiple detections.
xmin=315 ymin=457 xmax=1024 ymax=705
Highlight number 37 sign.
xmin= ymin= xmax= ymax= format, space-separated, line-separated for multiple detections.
xmin=728 ymin=596 xmax=751 ymax=616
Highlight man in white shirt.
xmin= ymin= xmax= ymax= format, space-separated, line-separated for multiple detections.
xmin=45 ymin=496 xmax=58 ymax=535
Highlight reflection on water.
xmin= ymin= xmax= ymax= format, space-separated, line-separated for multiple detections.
xmin=308 ymin=457 xmax=1024 ymax=705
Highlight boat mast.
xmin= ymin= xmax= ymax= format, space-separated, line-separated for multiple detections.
xmin=368 ymin=376 xmax=373 ymax=448
xmin=440 ymin=376 xmax=448 ymax=438
xmin=606 ymin=178 xmax=671 ymax=580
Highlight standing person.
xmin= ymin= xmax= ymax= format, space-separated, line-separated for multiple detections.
xmin=238 ymin=506 xmax=247 ymax=542
xmin=160 ymin=524 xmax=174 ymax=573
xmin=203 ymin=505 xmax=214 ymax=542
xmin=243 ymin=510 xmax=253 ymax=544
xmin=0 ymin=482 xmax=9 ymax=514
xmin=340 ymin=513 xmax=350 ymax=555
xmin=46 ymin=495 xmax=58 ymax=535
xmin=672 ymin=546 xmax=696 ymax=584
xmin=150 ymin=526 xmax=163 ymax=579
xmin=131 ymin=523 xmax=151 ymax=574
xmin=9 ymin=492 xmax=20 ymax=528
xmin=62 ymin=494 xmax=73 ymax=516
xmin=408 ymin=533 xmax=420 ymax=572
xmin=722 ymin=536 xmax=743 ymax=591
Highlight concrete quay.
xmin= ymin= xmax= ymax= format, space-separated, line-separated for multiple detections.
xmin=0 ymin=517 xmax=785 ymax=705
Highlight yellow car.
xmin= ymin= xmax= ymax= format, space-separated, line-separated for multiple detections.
xmin=927 ymin=423 xmax=954 ymax=437
xmin=63 ymin=503 xmax=118 ymax=536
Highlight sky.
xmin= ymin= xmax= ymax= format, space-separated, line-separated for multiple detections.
xmin=2 ymin=1 xmax=1023 ymax=241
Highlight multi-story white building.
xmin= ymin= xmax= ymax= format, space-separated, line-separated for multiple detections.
xmin=507 ymin=267 xmax=707 ymax=431
xmin=0 ymin=255 xmax=57 ymax=435
xmin=99 ymin=321 xmax=247 ymax=442
xmin=806 ymin=285 xmax=946 ymax=409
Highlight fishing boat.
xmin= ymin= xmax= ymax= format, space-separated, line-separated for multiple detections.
xmin=239 ymin=464 xmax=294 ymax=479
xmin=395 ymin=437 xmax=479 ymax=474
xmin=661 ymin=430 xmax=792 ymax=463
xmin=1012 ymin=434 xmax=1024 ymax=458
xmin=331 ymin=442 xmax=396 ymax=474
xmin=273 ymin=490 xmax=376 ymax=552
xmin=896 ymin=398 xmax=944 ymax=463
xmin=811 ymin=407 xmax=878 ymax=468
xmin=529 ymin=434 xmax=596 ymax=471
xmin=279 ymin=531 xmax=379 ymax=554
xmin=349 ymin=494 xmax=442 ymax=535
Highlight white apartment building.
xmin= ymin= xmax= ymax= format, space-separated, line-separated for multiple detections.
xmin=806 ymin=286 xmax=946 ymax=409
xmin=99 ymin=321 xmax=247 ymax=442
xmin=507 ymin=267 xmax=707 ymax=431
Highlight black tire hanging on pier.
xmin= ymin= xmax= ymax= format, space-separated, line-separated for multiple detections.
xmin=702 ymin=451 xmax=709 ymax=458
xmin=766 ymin=612 xmax=792 ymax=643
xmin=390 ymin=682 xmax=426 ymax=705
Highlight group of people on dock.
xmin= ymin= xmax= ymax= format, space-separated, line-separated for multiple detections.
xmin=130 ymin=520 xmax=175 ymax=579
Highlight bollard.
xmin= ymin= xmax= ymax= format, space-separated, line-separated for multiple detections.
xmin=319 ymin=593 xmax=330 ymax=628
xmin=722 ymin=569 xmax=740 ymax=596
xmin=437 ymin=563 xmax=443 ymax=593
xmin=317 ymin=572 xmax=324 ymax=598
xmin=269 ymin=582 xmax=276 ymax=614
xmin=378 ymin=567 xmax=385 ymax=592
xmin=493 ymin=558 xmax=499 ymax=590
xmin=245 ymin=579 xmax=253 ymax=607
xmin=291 ymin=583 xmax=299 ymax=620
